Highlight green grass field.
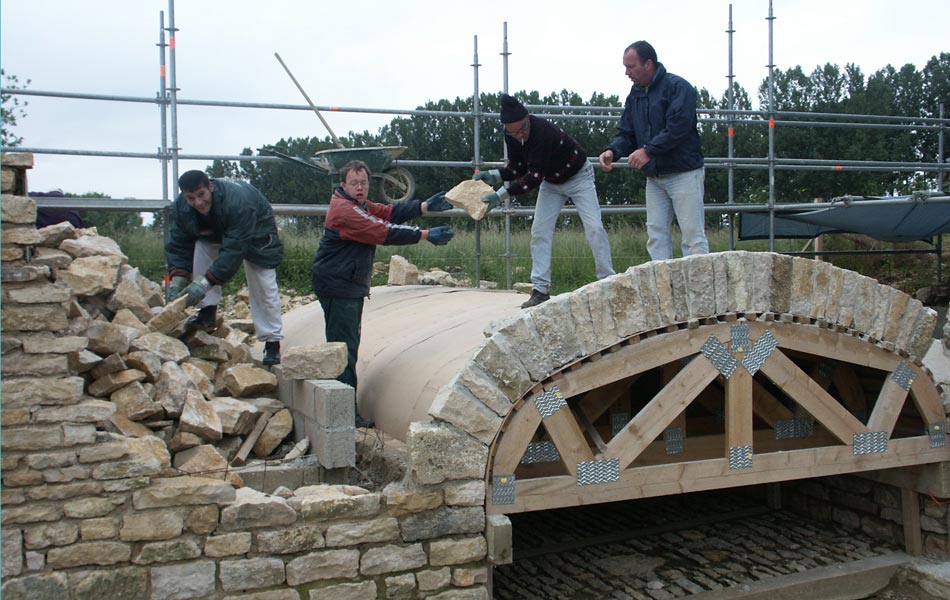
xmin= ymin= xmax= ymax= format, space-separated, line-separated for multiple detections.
xmin=111 ymin=218 xmax=941 ymax=299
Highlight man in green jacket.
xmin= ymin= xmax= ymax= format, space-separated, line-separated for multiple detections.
xmin=165 ymin=170 xmax=284 ymax=366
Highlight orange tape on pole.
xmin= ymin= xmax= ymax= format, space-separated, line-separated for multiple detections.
xmin=329 ymin=107 xmax=340 ymax=111
xmin=833 ymin=166 xmax=843 ymax=171
xmin=728 ymin=127 xmax=734 ymax=138
xmin=769 ymin=117 xmax=775 ymax=129
xmin=160 ymin=65 xmax=166 ymax=77
xmin=170 ymin=36 xmax=175 ymax=49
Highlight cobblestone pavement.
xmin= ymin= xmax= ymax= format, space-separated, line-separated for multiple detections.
xmin=494 ymin=489 xmax=902 ymax=599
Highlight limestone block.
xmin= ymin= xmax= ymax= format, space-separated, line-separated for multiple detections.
xmin=210 ymin=397 xmax=259 ymax=436
xmin=839 ymin=269 xmax=866 ymax=328
xmin=110 ymin=382 xmax=162 ymax=421
xmin=606 ymin=273 xmax=647 ymax=337
xmin=399 ymin=505 xmax=485 ymax=542
xmin=124 ymin=350 xmax=162 ymax=383
xmin=90 ymin=436 xmax=169 ymax=480
xmin=0 ymin=168 xmax=14 ymax=193
xmin=388 ymin=254 xmax=419 ymax=285
xmin=868 ymin=283 xmax=893 ymax=341
xmin=46 ymin=541 xmax=131 ymax=568
xmin=280 ymin=343 xmax=347 ymax=380
xmin=219 ymin=557 xmax=286 ymax=592
xmin=255 ymin=524 xmax=324 ymax=555
xmin=2 ymin=224 xmax=42 ymax=245
xmin=383 ymin=481 xmax=443 ymax=517
xmin=1 ymin=243 xmax=22 ymax=260
xmin=417 ymin=567 xmax=452 ymax=592
xmin=55 ymin=254 xmax=123 ymax=296
xmin=2 ymin=376 xmax=84 ymax=409
xmin=486 ymin=513 xmax=513 ymax=564
xmin=1 ymin=153 xmax=34 ymax=168
xmin=490 ymin=314 xmax=548 ymax=382
xmin=149 ymin=561 xmax=216 ymax=600
xmin=219 ymin=487 xmax=297 ymax=530
xmin=179 ymin=390 xmax=223 ymax=442
xmin=252 ymin=408 xmax=292 ymax=457
xmin=897 ymin=298 xmax=927 ymax=351
xmin=315 ymin=581 xmax=378 ymax=600
xmin=0 ymin=573 xmax=68 ymax=599
xmin=285 ymin=548 xmax=359 ymax=585
xmin=723 ymin=251 xmax=756 ymax=313
xmin=79 ymin=517 xmax=119 ymax=541
xmin=908 ymin=307 xmax=939 ymax=359
xmin=386 ymin=573 xmax=418 ymax=597
xmin=130 ymin=331 xmax=189 ymax=363
xmin=173 ymin=444 xmax=228 ymax=476
xmin=325 ymin=517 xmax=400 ymax=547
xmin=223 ymin=364 xmax=278 ymax=398
xmin=133 ymin=538 xmax=202 ymax=565
xmin=107 ymin=268 xmax=154 ymax=323
xmin=293 ymin=485 xmax=380 ymax=520
xmin=1 ymin=528 xmax=23 ymax=578
xmin=359 ymin=543 xmax=426 ymax=575
xmin=153 ymin=361 xmax=196 ymax=417
xmin=88 ymin=369 xmax=146 ymax=398
xmin=119 ymin=508 xmax=184 ymax=542
xmin=132 ymin=475 xmax=235 ymax=509
xmin=1 ymin=304 xmax=69 ymax=332
xmin=105 ymin=414 xmax=155 ymax=438
xmin=4 ymin=283 xmax=73 ymax=304
xmin=0 ymin=263 xmax=49 ymax=283
xmin=33 ymin=399 xmax=115 ymax=424
xmin=146 ymin=295 xmax=189 ymax=335
xmin=36 ymin=221 xmax=77 ymax=248
xmin=89 ymin=352 xmax=126 ymax=379
xmin=429 ymin=382 xmax=502 ymax=445
xmin=203 ymin=532 xmax=252 ymax=558
xmin=63 ymin=496 xmax=124 ymax=519
xmin=630 ymin=264 xmax=663 ymax=329
xmin=454 ymin=363 xmax=513 ymax=418
xmin=429 ymin=535 xmax=487 ymax=566
xmin=419 ymin=268 xmax=461 ymax=286
xmin=31 ymin=246 xmax=73 ymax=269
xmin=1 ymin=425 xmax=64 ymax=452
xmin=84 ymin=321 xmax=141 ymax=355
xmin=59 ymin=235 xmax=126 ymax=260
xmin=445 ymin=179 xmax=492 ymax=220
xmin=408 ymin=421 xmax=488 ymax=485
xmin=443 ymin=479 xmax=485 ymax=506
xmin=529 ymin=294 xmax=583 ymax=370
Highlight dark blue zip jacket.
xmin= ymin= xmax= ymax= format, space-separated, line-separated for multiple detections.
xmin=606 ymin=63 xmax=704 ymax=177
xmin=165 ymin=178 xmax=283 ymax=285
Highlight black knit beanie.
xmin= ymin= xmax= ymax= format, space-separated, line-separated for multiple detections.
xmin=499 ymin=94 xmax=528 ymax=123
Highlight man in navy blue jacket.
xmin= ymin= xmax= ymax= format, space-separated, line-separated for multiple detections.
xmin=598 ymin=40 xmax=709 ymax=260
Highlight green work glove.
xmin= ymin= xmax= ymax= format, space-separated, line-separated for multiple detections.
xmin=481 ymin=186 xmax=510 ymax=210
xmin=168 ymin=275 xmax=188 ymax=299
xmin=473 ymin=169 xmax=502 ymax=186
xmin=182 ymin=277 xmax=211 ymax=307
xmin=424 ymin=191 xmax=451 ymax=212
xmin=427 ymin=225 xmax=454 ymax=246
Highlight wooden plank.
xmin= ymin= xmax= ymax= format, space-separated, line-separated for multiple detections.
xmin=725 ymin=364 xmax=753 ymax=454
xmin=579 ymin=376 xmax=636 ymax=423
xmin=901 ymin=487 xmax=922 ymax=556
xmin=491 ymin=399 xmax=543 ymax=476
xmin=574 ymin=403 xmax=607 ymax=454
xmin=833 ymin=363 xmax=869 ymax=421
xmin=542 ymin=399 xmax=595 ymax=475
xmin=630 ymin=428 xmax=839 ymax=465
xmin=489 ymin=436 xmax=950 ymax=514
xmin=770 ymin=324 xmax=900 ymax=371
xmin=604 ymin=357 xmax=720 ymax=469
xmin=231 ymin=411 xmax=272 ymax=466
xmin=751 ymin=379 xmax=795 ymax=426
xmin=866 ymin=376 xmax=910 ymax=435
xmin=759 ymin=350 xmax=866 ymax=444
xmin=909 ymin=364 xmax=946 ymax=426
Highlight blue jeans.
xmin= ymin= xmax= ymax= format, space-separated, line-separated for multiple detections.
xmin=530 ymin=161 xmax=615 ymax=294
xmin=645 ymin=167 xmax=710 ymax=260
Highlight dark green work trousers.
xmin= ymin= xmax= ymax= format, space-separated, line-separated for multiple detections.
xmin=318 ymin=296 xmax=364 ymax=392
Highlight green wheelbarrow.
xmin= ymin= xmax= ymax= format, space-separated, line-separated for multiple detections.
xmin=263 ymin=145 xmax=416 ymax=204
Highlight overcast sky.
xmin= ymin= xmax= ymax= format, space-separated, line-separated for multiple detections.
xmin=2 ymin=0 xmax=948 ymax=203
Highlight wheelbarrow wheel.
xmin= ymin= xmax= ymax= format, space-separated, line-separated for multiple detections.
xmin=376 ymin=167 xmax=415 ymax=204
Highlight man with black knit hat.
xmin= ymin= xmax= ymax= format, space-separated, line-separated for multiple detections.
xmin=476 ymin=94 xmax=615 ymax=308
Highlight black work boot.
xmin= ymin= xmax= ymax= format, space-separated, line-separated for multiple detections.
xmin=262 ymin=341 xmax=281 ymax=366
xmin=186 ymin=305 xmax=218 ymax=332
xmin=355 ymin=413 xmax=375 ymax=429
xmin=520 ymin=289 xmax=550 ymax=309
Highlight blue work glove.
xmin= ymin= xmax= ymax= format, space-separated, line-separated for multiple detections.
xmin=481 ymin=186 xmax=510 ymax=210
xmin=427 ymin=225 xmax=454 ymax=246
xmin=181 ymin=277 xmax=211 ymax=307
xmin=168 ymin=275 xmax=188 ymax=299
xmin=473 ymin=169 xmax=502 ymax=186
xmin=424 ymin=191 xmax=451 ymax=212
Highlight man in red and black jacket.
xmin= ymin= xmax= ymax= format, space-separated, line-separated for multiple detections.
xmin=476 ymin=94 xmax=615 ymax=308
xmin=311 ymin=159 xmax=453 ymax=427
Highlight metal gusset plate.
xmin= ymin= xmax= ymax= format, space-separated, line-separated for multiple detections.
xmin=576 ymin=459 xmax=620 ymax=486
xmin=853 ymin=431 xmax=888 ymax=455
xmin=891 ymin=362 xmax=915 ymax=391
xmin=701 ymin=336 xmax=738 ymax=379
xmin=492 ymin=474 xmax=516 ymax=505
xmin=611 ymin=412 xmax=629 ymax=436
xmin=730 ymin=324 xmax=750 ymax=353
xmin=664 ymin=428 xmax=684 ymax=454
xmin=742 ymin=329 xmax=778 ymax=376
xmin=928 ymin=422 xmax=947 ymax=448
xmin=534 ymin=386 xmax=566 ymax=420
xmin=729 ymin=445 xmax=753 ymax=470
xmin=521 ymin=441 xmax=561 ymax=464
xmin=774 ymin=416 xmax=815 ymax=440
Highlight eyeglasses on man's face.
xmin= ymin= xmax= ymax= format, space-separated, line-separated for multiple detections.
xmin=505 ymin=118 xmax=530 ymax=139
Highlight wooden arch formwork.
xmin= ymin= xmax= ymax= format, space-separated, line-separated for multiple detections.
xmin=473 ymin=252 xmax=950 ymax=518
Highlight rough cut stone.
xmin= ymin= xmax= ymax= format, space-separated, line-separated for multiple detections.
xmin=223 ymin=364 xmax=277 ymax=397
xmin=2 ymin=376 xmax=84 ymax=409
xmin=445 ymin=179 xmax=492 ymax=220
xmin=284 ymin=549 xmax=359 ymax=585
xmin=130 ymin=331 xmax=190 ymax=363
xmin=255 ymin=525 xmax=325 ymax=555
xmin=388 ymin=254 xmax=419 ymax=285
xmin=0 ymin=304 xmax=69 ymax=332
xmin=219 ymin=557 xmax=286 ymax=592
xmin=360 ymin=543 xmax=427 ymax=575
xmin=383 ymin=481 xmax=443 ymax=517
xmin=428 ymin=383 xmax=501 ymax=445
xmin=67 ymin=566 xmax=148 ymax=600
xmin=279 ymin=343 xmax=348 ymax=380
xmin=252 ymin=408 xmax=292 ymax=457
xmin=5 ymin=283 xmax=73 ymax=304
xmin=146 ymin=295 xmax=189 ymax=335
xmin=152 ymin=361 xmax=196 ymax=417
xmin=1 ymin=192 xmax=37 ymax=223
xmin=87 ymin=369 xmax=146 ymax=398
xmin=84 ymin=321 xmax=141 ymax=356
xmin=110 ymin=382 xmax=163 ymax=421
xmin=45 ymin=541 xmax=131 ymax=568
xmin=399 ymin=506 xmax=485 ymax=542
xmin=59 ymin=235 xmax=127 ymax=260
xmin=149 ymin=561 xmax=216 ymax=600
xmin=429 ymin=535 xmax=487 ymax=566
xmin=325 ymin=517 xmax=400 ymax=547
xmin=408 ymin=421 xmax=488 ymax=485
xmin=55 ymin=254 xmax=123 ymax=296
xmin=219 ymin=488 xmax=297 ymax=530
xmin=179 ymin=390 xmax=223 ymax=442
xmin=293 ymin=485 xmax=380 ymax=521
xmin=132 ymin=476 xmax=235 ymax=509
xmin=119 ymin=508 xmax=184 ymax=541
xmin=36 ymin=221 xmax=78 ymax=247
xmin=210 ymin=396 xmax=259 ymax=436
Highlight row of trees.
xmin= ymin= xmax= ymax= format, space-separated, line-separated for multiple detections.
xmin=205 ymin=53 xmax=949 ymax=225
